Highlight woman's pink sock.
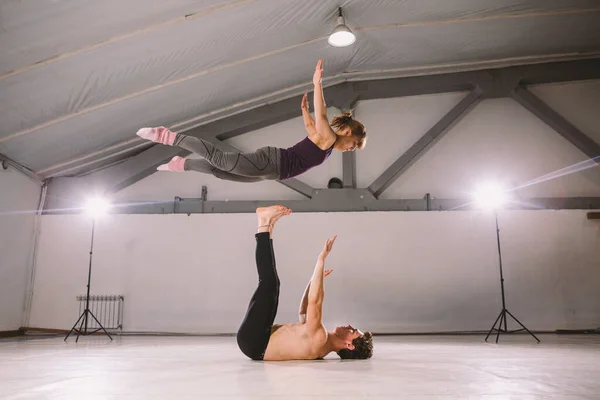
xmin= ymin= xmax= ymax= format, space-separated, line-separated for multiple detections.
xmin=136 ymin=126 xmax=176 ymax=145
xmin=157 ymin=156 xmax=186 ymax=172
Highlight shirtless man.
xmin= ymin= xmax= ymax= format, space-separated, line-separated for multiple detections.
xmin=236 ymin=205 xmax=373 ymax=361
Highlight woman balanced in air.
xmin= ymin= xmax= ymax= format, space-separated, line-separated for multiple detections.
xmin=136 ymin=60 xmax=367 ymax=182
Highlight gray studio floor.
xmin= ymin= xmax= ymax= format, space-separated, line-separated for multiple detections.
xmin=2 ymin=334 xmax=599 ymax=399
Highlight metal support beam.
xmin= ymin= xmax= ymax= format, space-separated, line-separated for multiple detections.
xmin=368 ymin=90 xmax=483 ymax=198
xmin=512 ymin=87 xmax=600 ymax=163
xmin=342 ymin=152 xmax=356 ymax=188
xmin=354 ymin=74 xmax=475 ymax=102
xmin=509 ymin=58 xmax=600 ymax=86
xmin=349 ymin=58 xmax=600 ymax=102
xmin=0 ymin=152 xmax=43 ymax=184
xmin=69 ymin=193 xmax=600 ymax=215
xmin=276 ymin=179 xmax=314 ymax=199
xmin=193 ymin=96 xmax=305 ymax=142
xmin=45 ymin=142 xmax=154 ymax=178
xmin=91 ymin=145 xmax=185 ymax=194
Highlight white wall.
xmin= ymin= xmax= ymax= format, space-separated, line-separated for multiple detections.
xmin=29 ymin=210 xmax=600 ymax=333
xmin=0 ymin=167 xmax=41 ymax=331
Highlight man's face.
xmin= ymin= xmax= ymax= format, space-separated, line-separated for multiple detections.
xmin=335 ymin=325 xmax=362 ymax=348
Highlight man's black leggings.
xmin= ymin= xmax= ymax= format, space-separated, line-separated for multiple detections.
xmin=236 ymin=232 xmax=280 ymax=360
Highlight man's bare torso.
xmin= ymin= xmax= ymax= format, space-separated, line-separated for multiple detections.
xmin=262 ymin=323 xmax=329 ymax=361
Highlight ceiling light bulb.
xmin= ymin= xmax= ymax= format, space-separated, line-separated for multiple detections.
xmin=328 ymin=11 xmax=356 ymax=47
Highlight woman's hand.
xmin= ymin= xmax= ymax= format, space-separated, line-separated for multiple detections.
xmin=301 ymin=92 xmax=309 ymax=111
xmin=313 ymin=59 xmax=323 ymax=86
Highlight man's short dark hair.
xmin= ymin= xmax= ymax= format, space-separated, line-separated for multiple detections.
xmin=337 ymin=332 xmax=373 ymax=359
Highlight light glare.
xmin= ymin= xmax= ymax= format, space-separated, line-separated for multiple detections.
xmin=85 ymin=198 xmax=110 ymax=217
xmin=474 ymin=183 xmax=507 ymax=210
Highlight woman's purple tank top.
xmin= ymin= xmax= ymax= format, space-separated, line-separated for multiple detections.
xmin=279 ymin=137 xmax=333 ymax=180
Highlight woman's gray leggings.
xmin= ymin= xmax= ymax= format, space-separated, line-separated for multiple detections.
xmin=174 ymin=134 xmax=280 ymax=182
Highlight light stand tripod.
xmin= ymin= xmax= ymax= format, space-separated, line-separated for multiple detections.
xmin=65 ymin=218 xmax=113 ymax=342
xmin=485 ymin=211 xmax=539 ymax=343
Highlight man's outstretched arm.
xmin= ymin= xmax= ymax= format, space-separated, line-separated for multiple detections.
xmin=298 ymin=270 xmax=332 ymax=323
xmin=305 ymin=236 xmax=337 ymax=331
xmin=298 ymin=281 xmax=311 ymax=324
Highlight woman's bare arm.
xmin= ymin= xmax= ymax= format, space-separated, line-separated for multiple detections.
xmin=311 ymin=60 xmax=337 ymax=146
xmin=301 ymin=93 xmax=317 ymax=136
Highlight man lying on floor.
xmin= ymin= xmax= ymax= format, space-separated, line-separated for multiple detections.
xmin=236 ymin=205 xmax=373 ymax=361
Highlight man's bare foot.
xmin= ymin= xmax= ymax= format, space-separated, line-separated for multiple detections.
xmin=269 ymin=207 xmax=291 ymax=236
xmin=256 ymin=205 xmax=287 ymax=221
xmin=256 ymin=205 xmax=290 ymax=234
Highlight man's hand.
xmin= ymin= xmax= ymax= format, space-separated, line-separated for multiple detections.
xmin=313 ymin=59 xmax=323 ymax=86
xmin=301 ymin=92 xmax=309 ymax=111
xmin=319 ymin=235 xmax=337 ymax=259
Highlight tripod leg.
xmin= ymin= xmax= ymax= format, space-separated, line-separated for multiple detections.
xmin=88 ymin=310 xmax=113 ymax=340
xmin=76 ymin=310 xmax=88 ymax=343
xmin=505 ymin=310 xmax=540 ymax=343
xmin=495 ymin=311 xmax=505 ymax=343
xmin=485 ymin=310 xmax=503 ymax=342
xmin=65 ymin=311 xmax=85 ymax=341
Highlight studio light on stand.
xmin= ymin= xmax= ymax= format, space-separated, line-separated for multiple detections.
xmin=328 ymin=7 xmax=356 ymax=47
xmin=65 ymin=197 xmax=113 ymax=342
xmin=474 ymin=183 xmax=540 ymax=343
